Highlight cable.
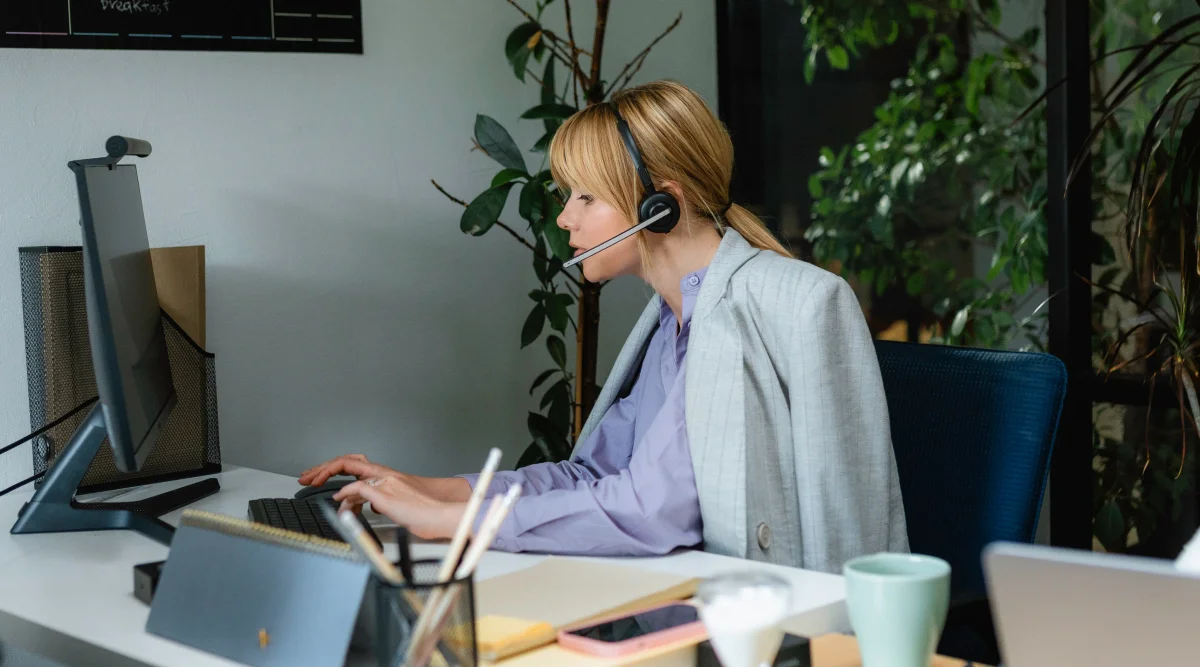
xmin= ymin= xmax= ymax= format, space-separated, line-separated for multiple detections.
xmin=0 ymin=397 xmax=98 ymax=498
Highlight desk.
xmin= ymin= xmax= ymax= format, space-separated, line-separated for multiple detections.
xmin=0 ymin=467 xmax=849 ymax=667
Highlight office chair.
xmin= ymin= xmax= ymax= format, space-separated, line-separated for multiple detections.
xmin=874 ymin=339 xmax=1067 ymax=664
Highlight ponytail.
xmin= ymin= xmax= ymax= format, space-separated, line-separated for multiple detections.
xmin=722 ymin=203 xmax=794 ymax=259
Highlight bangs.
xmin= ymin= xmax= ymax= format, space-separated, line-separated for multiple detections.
xmin=549 ymin=105 xmax=640 ymax=219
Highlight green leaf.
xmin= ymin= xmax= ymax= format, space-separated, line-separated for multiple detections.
xmin=475 ymin=115 xmax=526 ymax=172
xmin=827 ymin=46 xmax=849 ymax=70
xmin=521 ymin=103 xmax=577 ymax=120
xmin=521 ymin=305 xmax=546 ymax=348
xmin=530 ymin=369 xmax=557 ymax=394
xmin=808 ymin=174 xmax=824 ymax=198
xmin=951 ymin=305 xmax=971 ymax=337
xmin=547 ymin=335 xmax=567 ymax=368
xmin=516 ymin=441 xmax=548 ymax=468
xmin=460 ymin=183 xmax=514 ymax=236
xmin=505 ymin=22 xmax=540 ymax=59
xmin=819 ymin=147 xmax=835 ymax=168
xmin=541 ymin=379 xmax=568 ymax=408
xmin=491 ymin=168 xmax=527 ymax=188
xmin=527 ymin=412 xmax=567 ymax=457
xmin=965 ymin=61 xmax=982 ymax=114
xmin=532 ymin=129 xmax=556 ymax=153
xmin=890 ymin=158 xmax=910 ymax=188
xmin=511 ymin=47 xmax=533 ymax=81
xmin=1094 ymin=500 xmax=1125 ymax=550
xmin=546 ymin=293 xmax=570 ymax=332
xmin=886 ymin=20 xmax=900 ymax=44
xmin=906 ymin=272 xmax=925 ymax=295
xmin=505 ymin=23 xmax=540 ymax=81
xmin=804 ymin=49 xmax=818 ymax=84
xmin=977 ymin=0 xmax=1001 ymax=24
xmin=987 ymin=254 xmax=1011 ymax=282
xmin=543 ymin=199 xmax=571 ymax=259
xmin=520 ymin=181 xmax=546 ymax=222
xmin=976 ymin=316 xmax=997 ymax=344
xmin=1017 ymin=26 xmax=1041 ymax=50
xmin=533 ymin=235 xmax=548 ymax=281
xmin=868 ymin=212 xmax=890 ymax=241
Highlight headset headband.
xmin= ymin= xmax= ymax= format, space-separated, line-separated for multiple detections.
xmin=611 ymin=105 xmax=656 ymax=197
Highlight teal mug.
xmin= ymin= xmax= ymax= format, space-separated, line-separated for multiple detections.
xmin=843 ymin=553 xmax=951 ymax=667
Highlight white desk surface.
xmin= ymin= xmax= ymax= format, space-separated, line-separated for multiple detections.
xmin=0 ymin=466 xmax=848 ymax=667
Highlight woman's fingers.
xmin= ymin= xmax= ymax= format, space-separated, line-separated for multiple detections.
xmin=299 ymin=454 xmax=369 ymax=481
xmin=300 ymin=456 xmax=389 ymax=487
xmin=334 ymin=480 xmax=394 ymax=516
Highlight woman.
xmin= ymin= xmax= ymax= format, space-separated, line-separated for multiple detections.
xmin=300 ymin=80 xmax=908 ymax=573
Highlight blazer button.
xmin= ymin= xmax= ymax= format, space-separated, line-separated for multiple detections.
xmin=756 ymin=522 xmax=771 ymax=550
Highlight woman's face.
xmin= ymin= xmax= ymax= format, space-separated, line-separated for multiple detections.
xmin=557 ymin=188 xmax=641 ymax=282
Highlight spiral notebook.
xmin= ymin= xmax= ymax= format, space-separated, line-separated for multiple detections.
xmin=146 ymin=509 xmax=372 ymax=667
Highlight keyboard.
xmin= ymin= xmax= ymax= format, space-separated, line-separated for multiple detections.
xmin=247 ymin=497 xmax=381 ymax=546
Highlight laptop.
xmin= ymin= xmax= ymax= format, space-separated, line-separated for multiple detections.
xmin=983 ymin=541 xmax=1200 ymax=666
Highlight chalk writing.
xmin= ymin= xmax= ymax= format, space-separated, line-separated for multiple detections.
xmin=99 ymin=0 xmax=171 ymax=15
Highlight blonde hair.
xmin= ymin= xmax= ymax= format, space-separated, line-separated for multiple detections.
xmin=548 ymin=80 xmax=793 ymax=261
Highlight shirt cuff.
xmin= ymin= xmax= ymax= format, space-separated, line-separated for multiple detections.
xmin=457 ymin=471 xmax=522 ymax=497
xmin=472 ymin=497 xmax=521 ymax=553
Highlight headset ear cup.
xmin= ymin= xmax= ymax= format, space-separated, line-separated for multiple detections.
xmin=641 ymin=192 xmax=680 ymax=233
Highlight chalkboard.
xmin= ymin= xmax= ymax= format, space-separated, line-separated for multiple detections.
xmin=0 ymin=1 xmax=363 ymax=54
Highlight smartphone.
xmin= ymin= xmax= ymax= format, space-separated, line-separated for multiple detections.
xmin=557 ymin=602 xmax=706 ymax=658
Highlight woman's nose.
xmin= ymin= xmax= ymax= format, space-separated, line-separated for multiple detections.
xmin=557 ymin=208 xmax=572 ymax=230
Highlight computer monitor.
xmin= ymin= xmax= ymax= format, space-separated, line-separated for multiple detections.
xmin=78 ymin=161 xmax=176 ymax=473
xmin=10 ymin=137 xmax=219 ymax=545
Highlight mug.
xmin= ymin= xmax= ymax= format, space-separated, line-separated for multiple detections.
xmin=843 ymin=553 xmax=951 ymax=667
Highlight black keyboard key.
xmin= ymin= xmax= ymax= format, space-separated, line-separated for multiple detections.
xmin=247 ymin=497 xmax=381 ymax=547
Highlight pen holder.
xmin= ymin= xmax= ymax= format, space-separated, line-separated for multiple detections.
xmin=373 ymin=559 xmax=477 ymax=667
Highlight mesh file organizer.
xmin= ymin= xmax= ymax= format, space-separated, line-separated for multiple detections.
xmin=20 ymin=246 xmax=220 ymax=493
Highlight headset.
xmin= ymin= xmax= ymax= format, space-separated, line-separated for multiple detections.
xmin=561 ymin=104 xmax=681 ymax=269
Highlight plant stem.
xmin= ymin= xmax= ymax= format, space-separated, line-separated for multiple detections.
xmin=570 ymin=0 xmax=613 ymax=441
xmin=564 ymin=0 xmax=581 ymax=108
xmin=605 ymin=13 xmax=683 ymax=97
xmin=505 ymin=0 xmax=589 ymax=89
xmin=588 ymin=0 xmax=610 ymax=101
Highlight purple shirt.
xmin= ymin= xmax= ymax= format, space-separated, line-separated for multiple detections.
xmin=459 ymin=268 xmax=707 ymax=556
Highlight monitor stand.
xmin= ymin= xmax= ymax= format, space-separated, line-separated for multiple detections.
xmin=10 ymin=404 xmax=220 ymax=545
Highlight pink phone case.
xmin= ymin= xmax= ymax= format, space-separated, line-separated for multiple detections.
xmin=556 ymin=601 xmax=707 ymax=658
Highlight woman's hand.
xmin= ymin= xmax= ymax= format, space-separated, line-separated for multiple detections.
xmin=333 ymin=476 xmax=466 ymax=541
xmin=298 ymin=454 xmax=399 ymax=487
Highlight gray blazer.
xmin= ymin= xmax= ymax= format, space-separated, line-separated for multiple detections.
xmin=576 ymin=228 xmax=909 ymax=573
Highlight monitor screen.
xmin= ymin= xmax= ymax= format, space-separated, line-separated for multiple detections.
xmin=78 ymin=163 xmax=175 ymax=473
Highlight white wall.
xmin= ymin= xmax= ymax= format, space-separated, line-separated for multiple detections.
xmin=0 ymin=0 xmax=717 ymax=487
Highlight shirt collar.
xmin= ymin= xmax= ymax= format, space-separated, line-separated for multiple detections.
xmin=659 ymin=267 xmax=709 ymax=329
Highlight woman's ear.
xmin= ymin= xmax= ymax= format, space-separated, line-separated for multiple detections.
xmin=660 ymin=181 xmax=690 ymax=219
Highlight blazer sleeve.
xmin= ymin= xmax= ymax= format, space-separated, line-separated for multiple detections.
xmin=788 ymin=274 xmax=910 ymax=573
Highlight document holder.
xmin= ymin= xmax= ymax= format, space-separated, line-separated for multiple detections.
xmin=146 ymin=509 xmax=372 ymax=667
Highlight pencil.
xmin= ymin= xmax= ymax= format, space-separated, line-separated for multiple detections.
xmin=407 ymin=484 xmax=523 ymax=666
xmin=437 ymin=447 xmax=502 ymax=583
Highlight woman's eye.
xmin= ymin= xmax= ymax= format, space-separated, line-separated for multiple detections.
xmin=576 ymin=194 xmax=593 ymax=203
